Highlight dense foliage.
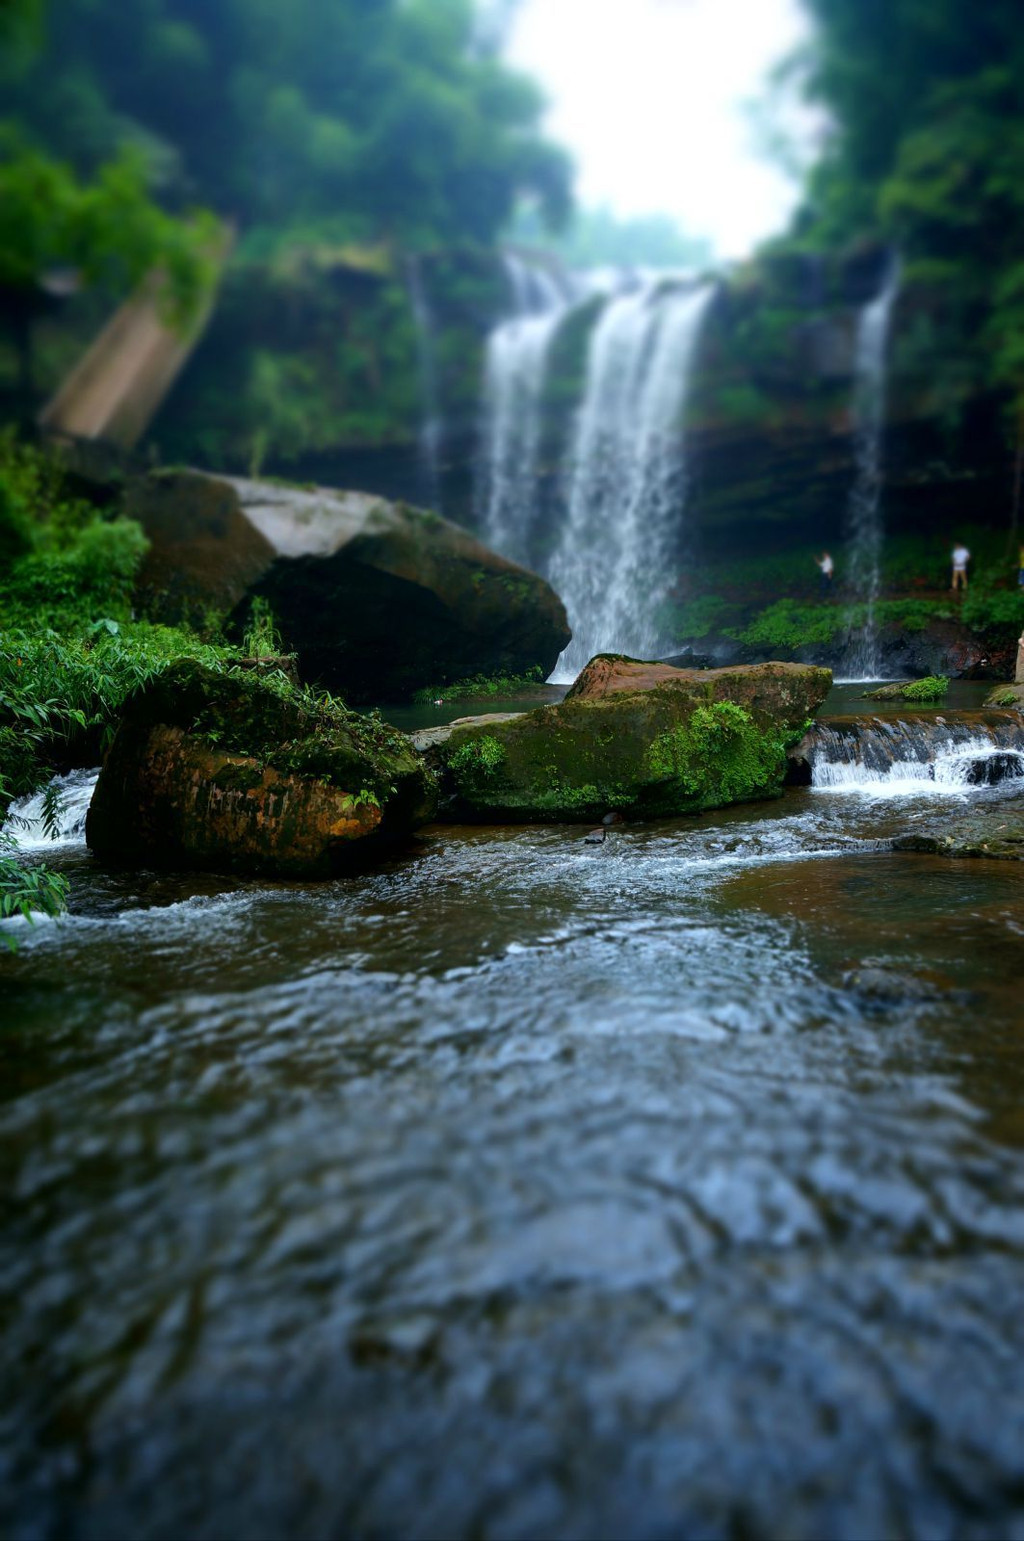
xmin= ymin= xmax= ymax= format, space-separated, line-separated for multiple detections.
xmin=0 ymin=438 xmax=239 ymax=931
xmin=796 ymin=0 xmax=1024 ymax=413
xmin=2 ymin=0 xmax=571 ymax=252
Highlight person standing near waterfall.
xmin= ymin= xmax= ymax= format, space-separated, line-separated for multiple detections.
xmin=951 ymin=541 xmax=971 ymax=591
xmin=815 ymin=551 xmax=834 ymax=596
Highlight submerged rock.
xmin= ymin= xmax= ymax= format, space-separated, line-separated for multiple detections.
xmin=420 ymin=657 xmax=830 ymax=823
xmin=892 ymin=806 xmax=1024 ymax=861
xmin=841 ymin=964 xmax=957 ymax=1004
xmin=87 ymin=661 xmax=437 ymax=877
xmin=129 ymin=470 xmax=570 ymax=701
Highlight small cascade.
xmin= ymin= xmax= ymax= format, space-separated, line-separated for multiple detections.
xmin=477 ymin=254 xmax=572 ymax=565
xmin=549 ymin=280 xmax=714 ymax=681
xmin=406 ymin=256 xmax=445 ymax=513
xmin=841 ymin=260 xmax=900 ymax=680
xmin=803 ymin=714 xmax=1024 ymax=795
xmin=5 ymin=768 xmax=99 ymax=849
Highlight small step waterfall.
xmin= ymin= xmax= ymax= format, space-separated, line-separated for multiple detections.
xmin=478 ymin=255 xmax=571 ymax=564
xmin=548 ymin=280 xmax=714 ymax=681
xmin=5 ymin=768 xmax=99 ymax=849
xmin=802 ymin=714 xmax=1024 ymax=794
xmin=841 ymin=261 xmax=901 ymax=680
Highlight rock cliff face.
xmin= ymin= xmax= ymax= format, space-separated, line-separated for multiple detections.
xmin=130 ymin=470 xmax=570 ymax=701
xmin=86 ymin=660 xmax=436 ymax=877
xmin=420 ymin=657 xmax=830 ymax=823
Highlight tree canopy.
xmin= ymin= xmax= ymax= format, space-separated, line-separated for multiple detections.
xmin=2 ymin=0 xmax=572 ymax=250
xmin=796 ymin=0 xmax=1024 ymax=412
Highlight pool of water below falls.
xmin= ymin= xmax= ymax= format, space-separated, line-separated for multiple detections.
xmin=3 ymin=773 xmax=1024 ymax=1540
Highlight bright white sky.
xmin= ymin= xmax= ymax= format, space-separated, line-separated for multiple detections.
xmin=505 ymin=0 xmax=817 ymax=259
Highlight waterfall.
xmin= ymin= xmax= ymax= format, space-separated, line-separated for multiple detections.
xmin=802 ymin=714 xmax=1024 ymax=796
xmin=841 ymin=261 xmax=900 ymax=680
xmin=478 ymin=254 xmax=571 ymax=565
xmin=549 ymin=280 xmax=714 ymax=682
xmin=4 ymin=768 xmax=99 ymax=849
xmin=406 ymin=256 xmax=444 ymax=513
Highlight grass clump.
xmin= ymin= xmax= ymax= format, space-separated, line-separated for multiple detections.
xmin=901 ymin=675 xmax=949 ymax=701
xmin=412 ymin=666 xmax=545 ymax=705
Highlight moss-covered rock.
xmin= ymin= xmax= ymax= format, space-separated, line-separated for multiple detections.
xmin=425 ymin=658 xmax=830 ymax=822
xmin=985 ymin=683 xmax=1024 ymax=709
xmin=86 ymin=660 xmax=437 ymax=876
xmin=863 ymin=676 xmax=949 ymax=702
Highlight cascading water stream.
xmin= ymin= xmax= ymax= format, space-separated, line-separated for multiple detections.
xmin=477 ymin=254 xmax=571 ymax=565
xmin=406 ymin=256 xmax=445 ymax=513
xmin=4 ymin=767 xmax=99 ymax=849
xmin=841 ymin=260 xmax=900 ymax=680
xmin=549 ymin=280 xmax=714 ymax=681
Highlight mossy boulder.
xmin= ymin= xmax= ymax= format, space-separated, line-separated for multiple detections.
xmin=425 ymin=658 xmax=831 ymax=822
xmin=986 ymin=683 xmax=1024 ymax=709
xmin=129 ymin=470 xmax=570 ymax=701
xmin=86 ymin=660 xmax=437 ymax=877
xmin=863 ymin=676 xmax=948 ymax=702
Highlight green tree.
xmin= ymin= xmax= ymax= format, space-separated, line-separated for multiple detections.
xmin=2 ymin=0 xmax=572 ymax=251
xmin=794 ymin=0 xmax=1024 ymax=425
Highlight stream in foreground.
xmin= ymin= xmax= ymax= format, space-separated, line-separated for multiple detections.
xmin=3 ymin=762 xmax=1024 ymax=1539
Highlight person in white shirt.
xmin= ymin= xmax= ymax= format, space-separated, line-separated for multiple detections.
xmin=815 ymin=551 xmax=834 ymax=596
xmin=951 ymin=542 xmax=970 ymax=591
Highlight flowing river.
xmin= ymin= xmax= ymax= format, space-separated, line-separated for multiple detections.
xmin=3 ymin=754 xmax=1024 ymax=1538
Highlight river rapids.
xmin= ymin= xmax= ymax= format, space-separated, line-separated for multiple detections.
xmin=2 ymin=755 xmax=1024 ymax=1538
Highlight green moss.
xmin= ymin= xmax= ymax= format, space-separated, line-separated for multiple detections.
xmin=644 ymin=702 xmax=788 ymax=809
xmin=138 ymin=658 xmax=426 ymax=806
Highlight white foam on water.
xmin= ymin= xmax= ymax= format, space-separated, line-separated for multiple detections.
xmin=4 ymin=768 xmax=100 ymax=850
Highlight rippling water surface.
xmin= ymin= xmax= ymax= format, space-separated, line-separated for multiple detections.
xmin=3 ymin=779 xmax=1024 ymax=1539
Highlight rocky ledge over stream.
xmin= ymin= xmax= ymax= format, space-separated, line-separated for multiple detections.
xmin=128 ymin=469 xmax=570 ymax=701
xmin=416 ymin=657 xmax=831 ymax=823
xmin=87 ymin=661 xmax=436 ymax=877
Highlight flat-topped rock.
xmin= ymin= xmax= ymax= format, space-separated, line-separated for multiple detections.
xmin=423 ymin=657 xmax=831 ymax=823
xmin=565 ymin=655 xmax=831 ymax=727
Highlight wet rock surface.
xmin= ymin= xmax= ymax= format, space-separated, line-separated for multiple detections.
xmin=129 ymin=469 xmax=570 ymax=701
xmin=87 ymin=660 xmax=436 ymax=876
xmin=892 ymin=804 xmax=1024 ymax=860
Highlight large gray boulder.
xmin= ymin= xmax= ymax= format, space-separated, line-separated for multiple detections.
xmin=130 ymin=470 xmax=570 ymax=701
